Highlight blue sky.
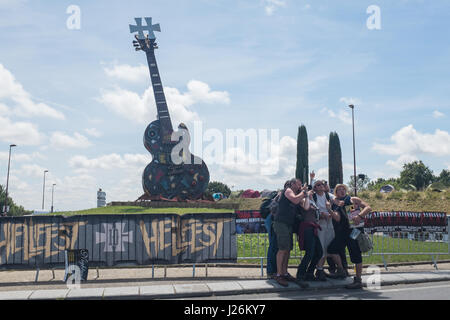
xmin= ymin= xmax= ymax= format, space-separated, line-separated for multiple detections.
xmin=0 ymin=0 xmax=449 ymax=211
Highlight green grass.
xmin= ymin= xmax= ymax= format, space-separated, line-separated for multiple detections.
xmin=50 ymin=206 xmax=234 ymax=216
xmin=237 ymin=234 xmax=450 ymax=265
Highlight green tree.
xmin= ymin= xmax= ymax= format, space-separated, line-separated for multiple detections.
xmin=205 ymin=181 xmax=232 ymax=198
xmin=328 ymin=132 xmax=343 ymax=189
xmin=0 ymin=185 xmax=31 ymax=216
xmin=437 ymin=169 xmax=450 ymax=186
xmin=367 ymin=177 xmax=402 ymax=191
xmin=295 ymin=125 xmax=309 ymax=184
xmin=399 ymin=161 xmax=434 ymax=190
xmin=347 ymin=174 xmax=370 ymax=192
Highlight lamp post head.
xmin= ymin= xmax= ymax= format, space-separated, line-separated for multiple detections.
xmin=348 ymin=104 xmax=354 ymax=109
xmin=44 ymin=170 xmax=48 ymax=173
xmin=10 ymin=144 xmax=17 ymax=148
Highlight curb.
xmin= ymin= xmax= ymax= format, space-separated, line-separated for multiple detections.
xmin=1 ymin=271 xmax=449 ymax=300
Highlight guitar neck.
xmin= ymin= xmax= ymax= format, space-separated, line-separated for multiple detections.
xmin=144 ymin=46 xmax=174 ymax=136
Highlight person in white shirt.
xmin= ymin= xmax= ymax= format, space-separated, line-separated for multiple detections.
xmin=310 ymin=179 xmax=339 ymax=281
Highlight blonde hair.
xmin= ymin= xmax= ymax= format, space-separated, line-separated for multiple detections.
xmin=333 ymin=184 xmax=348 ymax=196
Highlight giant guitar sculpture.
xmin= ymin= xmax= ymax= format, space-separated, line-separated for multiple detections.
xmin=130 ymin=17 xmax=209 ymax=200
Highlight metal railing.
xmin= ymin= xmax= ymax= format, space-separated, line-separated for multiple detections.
xmin=237 ymin=217 xmax=450 ymax=276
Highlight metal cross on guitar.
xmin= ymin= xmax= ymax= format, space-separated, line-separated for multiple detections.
xmin=130 ymin=17 xmax=210 ymax=201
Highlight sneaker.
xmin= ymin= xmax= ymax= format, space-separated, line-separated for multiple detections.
xmin=302 ymin=273 xmax=316 ymax=281
xmin=283 ymin=273 xmax=297 ymax=282
xmin=315 ymin=269 xmax=327 ymax=282
xmin=327 ymin=268 xmax=347 ymax=280
xmin=274 ymin=275 xmax=289 ymax=287
xmin=345 ymin=277 xmax=363 ymax=289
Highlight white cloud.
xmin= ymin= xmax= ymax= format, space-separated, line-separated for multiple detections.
xmin=0 ymin=116 xmax=44 ymax=145
xmin=339 ymin=97 xmax=361 ymax=107
xmin=103 ymin=63 xmax=148 ymax=83
xmin=50 ymin=132 xmax=92 ymax=149
xmin=309 ymin=135 xmax=328 ymax=163
xmin=0 ymin=151 xmax=45 ymax=162
xmin=322 ymin=107 xmax=352 ymax=124
xmin=432 ymin=110 xmax=445 ymax=118
xmin=21 ymin=164 xmax=47 ymax=178
xmin=216 ymin=133 xmax=332 ymax=190
xmin=0 ymin=64 xmax=65 ymax=120
xmin=264 ymin=0 xmax=286 ymax=16
xmin=372 ymin=125 xmax=450 ymax=157
xmin=386 ymin=154 xmax=419 ymax=170
xmin=98 ymin=79 xmax=230 ymax=125
xmin=84 ymin=128 xmax=103 ymax=138
xmin=69 ymin=153 xmax=151 ymax=170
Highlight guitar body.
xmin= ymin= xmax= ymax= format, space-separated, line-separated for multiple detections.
xmin=142 ymin=119 xmax=210 ymax=200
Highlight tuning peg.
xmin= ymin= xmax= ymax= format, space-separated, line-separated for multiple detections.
xmin=133 ymin=40 xmax=139 ymax=45
xmin=135 ymin=47 xmax=141 ymax=51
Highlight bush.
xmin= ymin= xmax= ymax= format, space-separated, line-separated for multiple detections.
xmin=387 ymin=191 xmax=403 ymax=200
xmin=358 ymin=191 xmax=371 ymax=200
xmin=405 ymin=191 xmax=420 ymax=201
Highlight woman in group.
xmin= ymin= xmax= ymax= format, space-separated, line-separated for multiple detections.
xmin=327 ymin=184 xmax=372 ymax=289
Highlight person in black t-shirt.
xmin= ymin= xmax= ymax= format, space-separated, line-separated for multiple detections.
xmin=327 ymin=184 xmax=372 ymax=289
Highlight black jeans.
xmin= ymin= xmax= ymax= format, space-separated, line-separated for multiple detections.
xmin=296 ymin=227 xmax=323 ymax=279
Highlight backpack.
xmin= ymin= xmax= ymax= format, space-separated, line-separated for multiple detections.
xmin=259 ymin=192 xmax=280 ymax=219
xmin=357 ymin=232 xmax=373 ymax=253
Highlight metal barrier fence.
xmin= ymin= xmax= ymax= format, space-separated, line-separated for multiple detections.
xmin=237 ymin=215 xmax=450 ymax=276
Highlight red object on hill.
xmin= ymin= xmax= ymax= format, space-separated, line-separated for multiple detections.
xmin=241 ymin=189 xmax=261 ymax=198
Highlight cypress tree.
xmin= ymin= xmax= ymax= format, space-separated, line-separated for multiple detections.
xmin=295 ymin=125 xmax=309 ymax=184
xmin=328 ymin=132 xmax=343 ymax=189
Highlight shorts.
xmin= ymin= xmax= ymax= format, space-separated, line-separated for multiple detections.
xmin=327 ymin=228 xmax=363 ymax=265
xmin=273 ymin=221 xmax=293 ymax=251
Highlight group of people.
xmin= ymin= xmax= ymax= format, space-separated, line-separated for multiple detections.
xmin=264 ymin=172 xmax=372 ymax=289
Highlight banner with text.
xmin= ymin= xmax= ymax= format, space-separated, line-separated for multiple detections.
xmin=0 ymin=213 xmax=236 ymax=268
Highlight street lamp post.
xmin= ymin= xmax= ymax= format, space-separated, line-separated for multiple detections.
xmin=349 ymin=104 xmax=357 ymax=196
xmin=51 ymin=183 xmax=56 ymax=213
xmin=4 ymin=144 xmax=17 ymax=216
xmin=42 ymin=170 xmax=48 ymax=210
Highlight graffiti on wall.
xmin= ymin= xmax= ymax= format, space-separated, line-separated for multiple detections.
xmin=0 ymin=213 xmax=236 ymax=267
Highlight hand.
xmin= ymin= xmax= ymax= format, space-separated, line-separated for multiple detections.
xmin=320 ymin=212 xmax=329 ymax=220
xmin=310 ymin=171 xmax=315 ymax=181
xmin=307 ymin=190 xmax=314 ymax=198
xmin=336 ymin=200 xmax=345 ymax=207
xmin=325 ymin=200 xmax=332 ymax=210
xmin=301 ymin=183 xmax=308 ymax=193
xmin=353 ymin=215 xmax=362 ymax=225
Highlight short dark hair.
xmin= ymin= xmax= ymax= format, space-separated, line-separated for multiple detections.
xmin=284 ymin=178 xmax=301 ymax=190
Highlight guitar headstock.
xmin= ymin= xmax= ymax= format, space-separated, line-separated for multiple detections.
xmin=129 ymin=17 xmax=161 ymax=52
xmin=132 ymin=34 xmax=158 ymax=52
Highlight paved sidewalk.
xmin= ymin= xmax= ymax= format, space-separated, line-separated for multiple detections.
xmin=0 ymin=262 xmax=449 ymax=300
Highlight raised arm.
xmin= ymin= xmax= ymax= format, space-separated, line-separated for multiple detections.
xmin=284 ymin=187 xmax=307 ymax=205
